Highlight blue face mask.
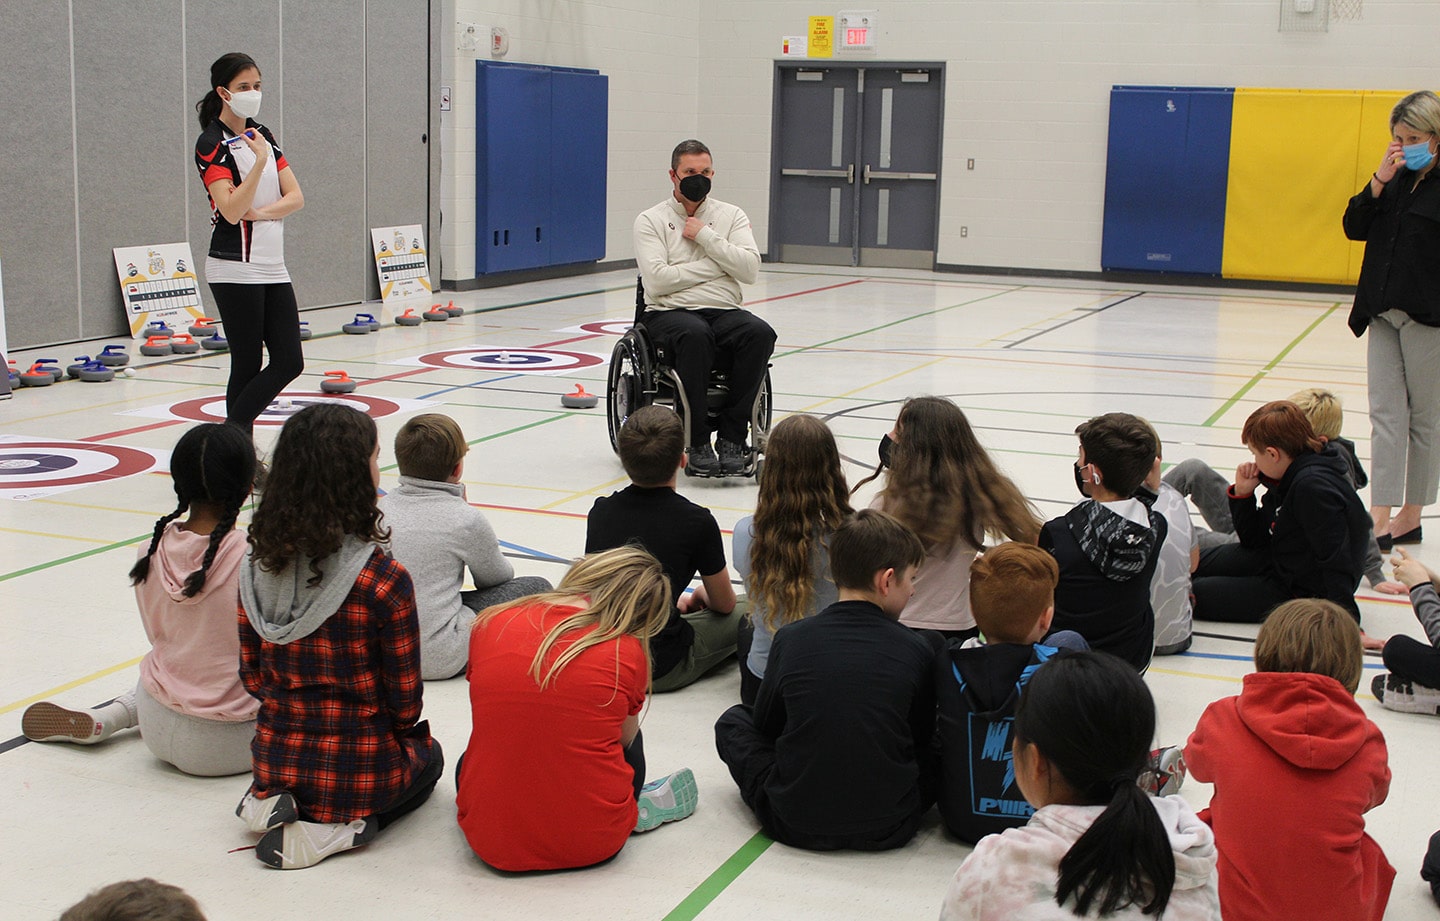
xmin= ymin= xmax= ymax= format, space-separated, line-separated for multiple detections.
xmin=1403 ymin=141 xmax=1435 ymax=171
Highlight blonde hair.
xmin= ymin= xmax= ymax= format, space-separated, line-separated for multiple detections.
xmin=1286 ymin=388 xmax=1343 ymax=440
xmin=477 ymin=546 xmax=671 ymax=689
xmin=1391 ymin=90 xmax=1440 ymax=137
xmin=1254 ymin=599 xmax=1363 ymax=694
xmin=394 ymin=413 xmax=468 ymax=481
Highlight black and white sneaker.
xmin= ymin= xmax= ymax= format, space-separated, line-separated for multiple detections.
xmin=1373 ymin=672 xmax=1440 ymax=715
xmin=256 ymin=818 xmax=374 ymax=870
xmin=716 ymin=438 xmax=748 ymax=476
xmin=687 ymin=444 xmax=720 ymax=477
xmin=237 ymin=790 xmax=300 ymax=833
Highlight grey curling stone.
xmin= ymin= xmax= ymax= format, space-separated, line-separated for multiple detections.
xmin=299 ymin=323 xmax=313 ymax=340
xmin=139 ymin=339 xmax=174 ymax=357
xmin=395 ymin=312 xmax=423 ymax=326
xmin=423 ymin=307 xmax=449 ymax=321
xmin=321 ymin=377 xmax=357 ymax=393
xmin=142 ymin=324 xmax=173 ymax=339
xmin=443 ymin=302 xmax=464 ymax=317
xmin=67 ymin=357 xmax=92 ymax=379
xmin=343 ymin=313 xmax=377 ymax=334
xmin=189 ymin=321 xmax=218 ymax=337
xmin=97 ymin=346 xmax=130 ymax=367
xmin=561 ymin=391 xmax=599 ymax=409
xmin=76 ymin=362 xmax=116 ymax=383
xmin=171 ymin=337 xmax=201 ymax=354
xmin=19 ymin=370 xmax=54 ymax=387
xmin=201 ymin=334 xmax=229 ymax=351
xmin=35 ymin=361 xmax=64 ymax=383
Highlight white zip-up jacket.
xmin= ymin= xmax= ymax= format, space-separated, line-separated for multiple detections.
xmin=633 ymin=195 xmax=759 ymax=311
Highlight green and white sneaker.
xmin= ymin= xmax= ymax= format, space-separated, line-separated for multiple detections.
xmin=236 ymin=790 xmax=299 ymax=833
xmin=635 ymin=768 xmax=698 ymax=833
xmin=256 ymin=818 xmax=374 ymax=870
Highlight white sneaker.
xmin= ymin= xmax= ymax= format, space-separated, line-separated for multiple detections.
xmin=1374 ymin=673 xmax=1440 ymax=715
xmin=236 ymin=790 xmax=300 ymax=833
xmin=22 ymin=702 xmax=107 ymax=744
xmin=255 ymin=818 xmax=374 ymax=870
xmin=634 ymin=768 xmax=698 ymax=832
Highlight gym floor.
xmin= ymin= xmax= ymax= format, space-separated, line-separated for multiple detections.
xmin=3 ymin=265 xmax=1436 ymax=920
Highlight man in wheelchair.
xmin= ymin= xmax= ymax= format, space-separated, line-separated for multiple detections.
xmin=633 ymin=139 xmax=775 ymax=476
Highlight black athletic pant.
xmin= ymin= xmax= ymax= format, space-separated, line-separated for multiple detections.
xmin=209 ymin=282 xmax=304 ymax=432
xmin=643 ymin=308 xmax=775 ymax=447
xmin=1383 ymin=634 xmax=1440 ymax=689
xmin=1192 ymin=543 xmax=1361 ymax=623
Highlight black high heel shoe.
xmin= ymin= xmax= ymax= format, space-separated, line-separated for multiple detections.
xmin=1393 ymin=525 xmax=1424 ymax=545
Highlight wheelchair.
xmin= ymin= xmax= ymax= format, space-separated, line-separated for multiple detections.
xmin=606 ymin=278 xmax=773 ymax=478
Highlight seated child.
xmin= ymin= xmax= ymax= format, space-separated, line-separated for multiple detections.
xmin=1186 ymin=598 xmax=1394 ymax=921
xmin=22 ymin=423 xmax=257 ymax=776
xmin=1189 ymin=401 xmax=1370 ymax=623
xmin=1040 ymin=412 xmax=1167 ymax=671
xmin=1372 ymin=547 xmax=1440 ymax=713
xmin=586 ymin=405 xmax=737 ymax=692
xmin=1133 ymin=419 xmax=1197 ymax=656
xmin=1165 ymin=387 xmax=1398 ymax=594
xmin=60 ymin=878 xmax=207 ymax=921
xmin=941 ymin=652 xmax=1221 ymax=920
xmin=714 ymin=509 xmax=936 ymax=851
xmin=377 ymin=413 xmax=552 ymax=680
xmin=457 ymin=546 xmax=698 ymax=871
xmin=935 ymin=542 xmax=1087 ymax=844
xmin=238 ymin=404 xmax=442 ymax=870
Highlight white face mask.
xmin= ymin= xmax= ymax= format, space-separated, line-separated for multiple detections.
xmin=224 ymin=89 xmax=262 ymax=120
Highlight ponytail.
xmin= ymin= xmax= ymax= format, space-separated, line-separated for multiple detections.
xmin=1056 ymin=779 xmax=1175 ymax=916
xmin=130 ymin=504 xmax=186 ymax=586
xmin=196 ymin=90 xmax=223 ymax=129
xmin=1012 ymin=652 xmax=1176 ymax=918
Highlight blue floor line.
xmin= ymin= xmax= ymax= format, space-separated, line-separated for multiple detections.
xmin=497 ymin=539 xmax=571 ymax=563
xmin=417 ymin=373 xmax=526 ymax=400
xmin=1180 ymin=649 xmax=1385 ymax=669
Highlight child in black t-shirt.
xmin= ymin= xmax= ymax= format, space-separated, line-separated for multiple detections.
xmin=585 ymin=405 xmax=737 ymax=691
xmin=714 ymin=509 xmax=936 ymax=850
xmin=936 ymin=542 xmax=1086 ymax=844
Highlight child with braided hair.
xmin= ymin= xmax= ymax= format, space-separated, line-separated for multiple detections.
xmin=22 ymin=423 xmax=259 ymax=776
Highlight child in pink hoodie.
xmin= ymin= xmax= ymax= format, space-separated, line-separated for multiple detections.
xmin=1186 ymin=598 xmax=1394 ymax=921
xmin=22 ymin=423 xmax=258 ymax=776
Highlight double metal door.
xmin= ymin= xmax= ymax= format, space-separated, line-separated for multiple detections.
xmin=769 ymin=62 xmax=944 ymax=268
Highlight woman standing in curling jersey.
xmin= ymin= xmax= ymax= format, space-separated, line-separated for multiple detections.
xmin=1343 ymin=90 xmax=1440 ymax=551
xmin=194 ymin=52 xmax=304 ymax=434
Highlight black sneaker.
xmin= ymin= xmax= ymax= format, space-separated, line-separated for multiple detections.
xmin=716 ymin=438 xmax=748 ymax=475
xmin=687 ymin=444 xmax=719 ymax=477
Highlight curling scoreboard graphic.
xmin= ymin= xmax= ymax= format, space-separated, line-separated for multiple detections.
xmin=371 ymin=224 xmax=434 ymax=304
xmin=113 ymin=242 xmax=205 ymax=337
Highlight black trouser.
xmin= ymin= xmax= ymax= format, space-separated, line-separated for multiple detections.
xmin=209 ymin=282 xmax=304 ymax=433
xmin=713 ymin=704 xmax=925 ymax=851
xmin=455 ymin=733 xmax=646 ymax=801
xmin=1193 ymin=543 xmax=1360 ymax=623
xmin=1383 ymin=634 xmax=1440 ymax=688
xmin=1423 ymin=830 xmax=1440 ymax=905
xmin=643 ymin=308 xmax=775 ymax=447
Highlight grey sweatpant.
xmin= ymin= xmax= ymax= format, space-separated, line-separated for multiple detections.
xmin=1368 ymin=309 xmax=1440 ymax=507
xmin=135 ymin=683 xmax=255 ymax=777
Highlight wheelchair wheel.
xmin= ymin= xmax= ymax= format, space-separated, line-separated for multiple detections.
xmin=607 ymin=334 xmax=652 ymax=453
xmin=750 ymin=368 xmax=775 ymax=453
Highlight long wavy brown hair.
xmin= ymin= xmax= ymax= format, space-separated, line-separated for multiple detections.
xmin=248 ymin=403 xmax=389 ymax=585
xmin=853 ymin=396 xmax=1040 ymax=549
xmin=749 ymin=415 xmax=853 ymax=631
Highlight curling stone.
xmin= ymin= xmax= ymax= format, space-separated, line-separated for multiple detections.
xmin=442 ymin=300 xmax=464 ymax=317
xmin=298 ymin=321 xmax=313 ymax=340
xmin=320 ymin=370 xmax=357 ymax=394
xmin=19 ymin=363 xmax=54 ymax=387
xmin=343 ymin=313 xmax=378 ymax=334
xmin=34 ymin=359 xmax=64 ymax=383
xmin=561 ymin=384 xmax=599 ymax=409
xmin=188 ymin=317 xmax=220 ymax=337
xmin=201 ymin=333 xmax=229 ymax=351
xmin=76 ymin=360 xmax=116 ymax=383
xmin=423 ymin=304 xmax=449 ymax=321
xmin=170 ymin=334 xmax=201 ymax=354
xmin=395 ymin=308 xmax=423 ymax=326
xmin=6 ymin=360 xmax=18 ymax=386
xmin=141 ymin=320 xmax=173 ymax=339
xmin=67 ymin=356 xmax=92 ymax=378
xmin=139 ymin=335 xmax=174 ymax=357
xmin=97 ymin=345 xmax=130 ymax=367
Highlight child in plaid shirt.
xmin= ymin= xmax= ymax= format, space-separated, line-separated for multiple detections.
xmin=236 ymin=404 xmax=442 ymax=869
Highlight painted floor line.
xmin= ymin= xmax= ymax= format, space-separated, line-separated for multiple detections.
xmin=659 ymin=831 xmax=774 ymax=921
xmin=1201 ymin=304 xmax=1341 ymax=427
xmin=1003 ymin=291 xmax=1147 ymax=349
xmin=0 ymin=657 xmax=143 ymax=716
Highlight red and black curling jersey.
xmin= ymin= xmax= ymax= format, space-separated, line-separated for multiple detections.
xmin=194 ymin=119 xmax=289 ymax=270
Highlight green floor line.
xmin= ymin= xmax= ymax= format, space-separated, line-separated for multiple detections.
xmin=1201 ymin=304 xmax=1341 ymax=428
xmin=771 ymin=286 xmax=1022 ymax=360
xmin=660 ymin=831 xmax=774 ymax=921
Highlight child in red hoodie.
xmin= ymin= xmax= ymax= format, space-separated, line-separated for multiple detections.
xmin=1185 ymin=598 xmax=1393 ymax=921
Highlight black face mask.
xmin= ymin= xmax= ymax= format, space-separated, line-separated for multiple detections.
xmin=1074 ymin=463 xmax=1093 ymax=498
xmin=678 ymin=174 xmax=711 ymax=203
xmin=878 ymin=433 xmax=895 ymax=468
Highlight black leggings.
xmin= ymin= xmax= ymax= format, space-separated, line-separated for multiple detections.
xmin=209 ymin=282 xmax=304 ymax=432
xmin=1383 ymin=634 xmax=1440 ymax=689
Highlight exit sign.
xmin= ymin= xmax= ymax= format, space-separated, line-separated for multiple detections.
xmin=838 ymin=11 xmax=877 ymax=53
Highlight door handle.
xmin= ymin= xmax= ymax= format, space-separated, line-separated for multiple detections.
xmin=781 ymin=167 xmax=854 ymax=181
xmin=864 ymin=164 xmax=937 ymax=183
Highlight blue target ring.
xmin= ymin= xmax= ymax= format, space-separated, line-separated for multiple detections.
xmin=416 ymin=348 xmax=604 ymax=373
xmin=467 ymin=353 xmax=552 ymax=366
xmin=0 ymin=453 xmax=81 ymax=474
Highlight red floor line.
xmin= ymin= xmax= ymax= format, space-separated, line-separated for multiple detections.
xmin=532 ymin=333 xmax=603 ymax=349
xmin=357 ymin=367 xmax=434 ymax=387
xmin=748 ymin=279 xmax=865 ymax=305
xmin=79 ymin=420 xmax=185 ymax=442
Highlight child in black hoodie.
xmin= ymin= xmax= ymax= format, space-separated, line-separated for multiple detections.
xmin=1191 ymin=400 xmax=1370 ymax=623
xmin=1040 ymin=412 xmax=1167 ymax=671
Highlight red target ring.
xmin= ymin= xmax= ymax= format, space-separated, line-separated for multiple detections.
xmin=415 ymin=348 xmax=604 ymax=373
xmin=167 ymin=393 xmax=405 ymax=426
xmin=0 ymin=441 xmax=158 ymax=489
xmin=579 ymin=321 xmax=634 ymax=337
